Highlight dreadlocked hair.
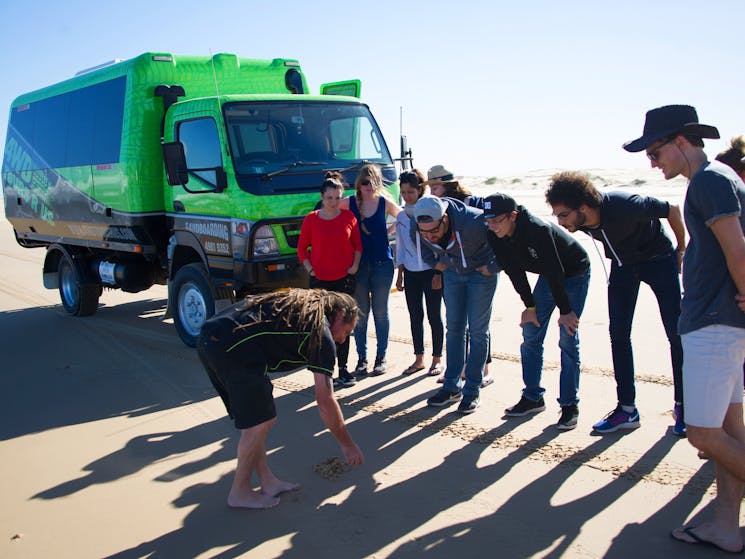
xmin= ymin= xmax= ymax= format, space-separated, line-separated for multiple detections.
xmin=237 ymin=288 xmax=358 ymax=357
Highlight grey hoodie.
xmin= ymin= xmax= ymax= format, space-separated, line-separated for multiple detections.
xmin=412 ymin=197 xmax=500 ymax=274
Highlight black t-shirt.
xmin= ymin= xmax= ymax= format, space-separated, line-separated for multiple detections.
xmin=202 ymin=300 xmax=336 ymax=376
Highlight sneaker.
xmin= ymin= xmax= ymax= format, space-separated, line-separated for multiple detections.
xmin=593 ymin=406 xmax=640 ymax=433
xmin=505 ymin=396 xmax=546 ymax=417
xmin=427 ymin=389 xmax=462 ymax=407
xmin=369 ymin=356 xmax=387 ymax=376
xmin=672 ymin=402 xmax=686 ymax=437
xmin=354 ymin=359 xmax=368 ymax=376
xmin=458 ymin=396 xmax=480 ymax=414
xmin=335 ymin=367 xmax=356 ymax=387
xmin=557 ymin=405 xmax=579 ymax=431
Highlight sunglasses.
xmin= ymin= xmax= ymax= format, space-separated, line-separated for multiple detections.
xmin=359 ymin=179 xmax=373 ymax=186
xmin=417 ymin=218 xmax=444 ymax=235
xmin=647 ymin=137 xmax=675 ymax=162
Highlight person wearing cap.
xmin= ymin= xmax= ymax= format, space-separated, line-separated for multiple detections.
xmin=427 ymin=164 xmax=495 ymax=388
xmin=545 ymin=170 xmax=687 ymax=437
xmin=624 ymin=105 xmax=745 ymax=553
xmin=484 ymin=192 xmax=590 ymax=430
xmin=412 ymin=195 xmax=500 ymax=414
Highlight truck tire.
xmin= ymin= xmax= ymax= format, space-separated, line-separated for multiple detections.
xmin=172 ymin=263 xmax=216 ymax=347
xmin=58 ymin=253 xmax=100 ymax=316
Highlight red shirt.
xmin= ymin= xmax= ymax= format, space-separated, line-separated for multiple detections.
xmin=297 ymin=209 xmax=362 ymax=281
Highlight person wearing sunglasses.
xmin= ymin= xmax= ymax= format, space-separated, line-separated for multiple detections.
xmin=427 ymin=165 xmax=495 ymax=388
xmin=339 ymin=164 xmax=400 ymax=377
xmin=412 ymin=195 xmax=500 ymax=414
xmin=624 ymin=105 xmax=745 ymax=554
xmin=484 ymin=192 xmax=590 ymax=431
xmin=544 ymin=169 xmax=686 ymax=437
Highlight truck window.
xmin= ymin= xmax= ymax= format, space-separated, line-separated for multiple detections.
xmin=177 ymin=118 xmax=222 ymax=186
xmin=224 ymin=101 xmax=393 ymax=195
xmin=4 ymin=76 xmax=125 ymax=172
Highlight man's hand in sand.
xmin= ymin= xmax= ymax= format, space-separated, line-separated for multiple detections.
xmin=342 ymin=442 xmax=364 ymax=466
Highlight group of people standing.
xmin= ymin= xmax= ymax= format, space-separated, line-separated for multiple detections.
xmin=196 ymin=103 xmax=745 ymax=554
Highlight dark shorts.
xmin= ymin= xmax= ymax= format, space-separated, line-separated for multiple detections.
xmin=197 ymin=323 xmax=277 ymax=430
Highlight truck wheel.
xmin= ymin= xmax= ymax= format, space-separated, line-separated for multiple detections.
xmin=58 ymin=253 xmax=100 ymax=316
xmin=172 ymin=263 xmax=216 ymax=347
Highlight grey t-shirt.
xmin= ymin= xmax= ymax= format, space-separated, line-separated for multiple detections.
xmin=679 ymin=161 xmax=745 ymax=335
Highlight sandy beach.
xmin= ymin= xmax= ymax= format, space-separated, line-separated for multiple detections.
xmin=1 ymin=168 xmax=739 ymax=559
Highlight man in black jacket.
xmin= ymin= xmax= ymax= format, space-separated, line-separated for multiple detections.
xmin=485 ymin=193 xmax=591 ymax=431
xmin=545 ymin=170 xmax=686 ymax=436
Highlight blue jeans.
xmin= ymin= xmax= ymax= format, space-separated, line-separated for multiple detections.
xmin=441 ymin=270 xmax=498 ymax=398
xmin=353 ymin=260 xmax=394 ymax=359
xmin=608 ymin=252 xmax=683 ymax=406
xmin=521 ymin=269 xmax=590 ymax=406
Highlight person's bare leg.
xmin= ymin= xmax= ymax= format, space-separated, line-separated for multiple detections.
xmin=255 ymin=419 xmax=301 ymax=497
xmin=228 ymin=421 xmax=280 ymax=509
xmin=675 ymin=404 xmax=745 ymax=552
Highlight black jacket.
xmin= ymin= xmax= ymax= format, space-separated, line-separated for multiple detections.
xmin=488 ymin=207 xmax=589 ymax=314
xmin=580 ymin=192 xmax=673 ymax=266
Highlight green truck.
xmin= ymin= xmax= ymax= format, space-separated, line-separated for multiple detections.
xmin=2 ymin=52 xmax=400 ymax=346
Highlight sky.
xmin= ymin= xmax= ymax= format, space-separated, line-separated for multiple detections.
xmin=0 ymin=0 xmax=742 ymax=176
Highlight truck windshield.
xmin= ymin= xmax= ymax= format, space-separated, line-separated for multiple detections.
xmin=224 ymin=101 xmax=394 ymax=194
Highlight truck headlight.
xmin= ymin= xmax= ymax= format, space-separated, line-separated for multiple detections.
xmin=253 ymin=224 xmax=280 ymax=256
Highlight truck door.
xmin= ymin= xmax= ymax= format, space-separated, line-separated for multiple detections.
xmin=168 ymin=106 xmax=234 ymax=269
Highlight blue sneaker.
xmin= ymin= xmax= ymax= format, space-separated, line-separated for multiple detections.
xmin=672 ymin=402 xmax=686 ymax=437
xmin=593 ymin=406 xmax=640 ymax=434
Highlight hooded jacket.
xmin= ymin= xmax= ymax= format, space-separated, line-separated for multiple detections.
xmin=412 ymin=197 xmax=500 ymax=274
xmin=487 ymin=206 xmax=590 ymax=314
xmin=579 ymin=192 xmax=673 ymax=266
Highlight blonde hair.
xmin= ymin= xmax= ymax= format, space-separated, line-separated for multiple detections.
xmin=354 ymin=163 xmax=393 ymax=203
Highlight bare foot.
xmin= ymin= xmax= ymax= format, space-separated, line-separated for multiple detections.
xmin=262 ymin=479 xmax=302 ymax=497
xmin=672 ymin=523 xmax=744 ymax=553
xmin=227 ymin=488 xmax=280 ymax=509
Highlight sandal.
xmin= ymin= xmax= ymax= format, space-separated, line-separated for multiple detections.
xmin=481 ymin=375 xmax=494 ymax=388
xmin=402 ymin=364 xmax=425 ymax=376
xmin=427 ymin=363 xmax=444 ymax=377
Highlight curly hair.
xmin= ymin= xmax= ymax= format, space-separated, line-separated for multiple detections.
xmin=716 ymin=136 xmax=745 ymax=178
xmin=545 ymin=170 xmax=602 ymax=209
xmin=236 ymin=288 xmax=358 ymax=357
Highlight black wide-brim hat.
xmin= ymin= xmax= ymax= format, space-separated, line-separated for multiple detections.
xmin=623 ymin=104 xmax=720 ymax=152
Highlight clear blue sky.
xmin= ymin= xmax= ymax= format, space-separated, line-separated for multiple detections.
xmin=0 ymin=0 xmax=741 ymax=176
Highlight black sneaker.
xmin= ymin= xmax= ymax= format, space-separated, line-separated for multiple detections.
xmin=505 ymin=396 xmax=546 ymax=417
xmin=458 ymin=396 xmax=480 ymax=415
xmin=369 ymin=356 xmax=387 ymax=376
xmin=354 ymin=359 xmax=368 ymax=376
xmin=557 ymin=405 xmax=579 ymax=431
xmin=427 ymin=389 xmax=462 ymax=407
xmin=336 ymin=367 xmax=356 ymax=387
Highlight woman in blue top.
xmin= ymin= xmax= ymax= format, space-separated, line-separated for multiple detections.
xmin=340 ymin=164 xmax=400 ymax=376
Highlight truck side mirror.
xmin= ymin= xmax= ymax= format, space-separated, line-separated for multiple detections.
xmin=163 ymin=142 xmax=189 ymax=186
xmin=214 ymin=167 xmax=227 ymax=193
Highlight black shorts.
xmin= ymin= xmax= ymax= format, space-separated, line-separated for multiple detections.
xmin=197 ymin=323 xmax=277 ymax=429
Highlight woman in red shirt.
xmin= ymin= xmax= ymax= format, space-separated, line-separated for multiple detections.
xmin=298 ymin=173 xmax=362 ymax=387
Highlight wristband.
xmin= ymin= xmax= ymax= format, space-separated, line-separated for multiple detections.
xmin=526 ymin=306 xmax=536 ymax=311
